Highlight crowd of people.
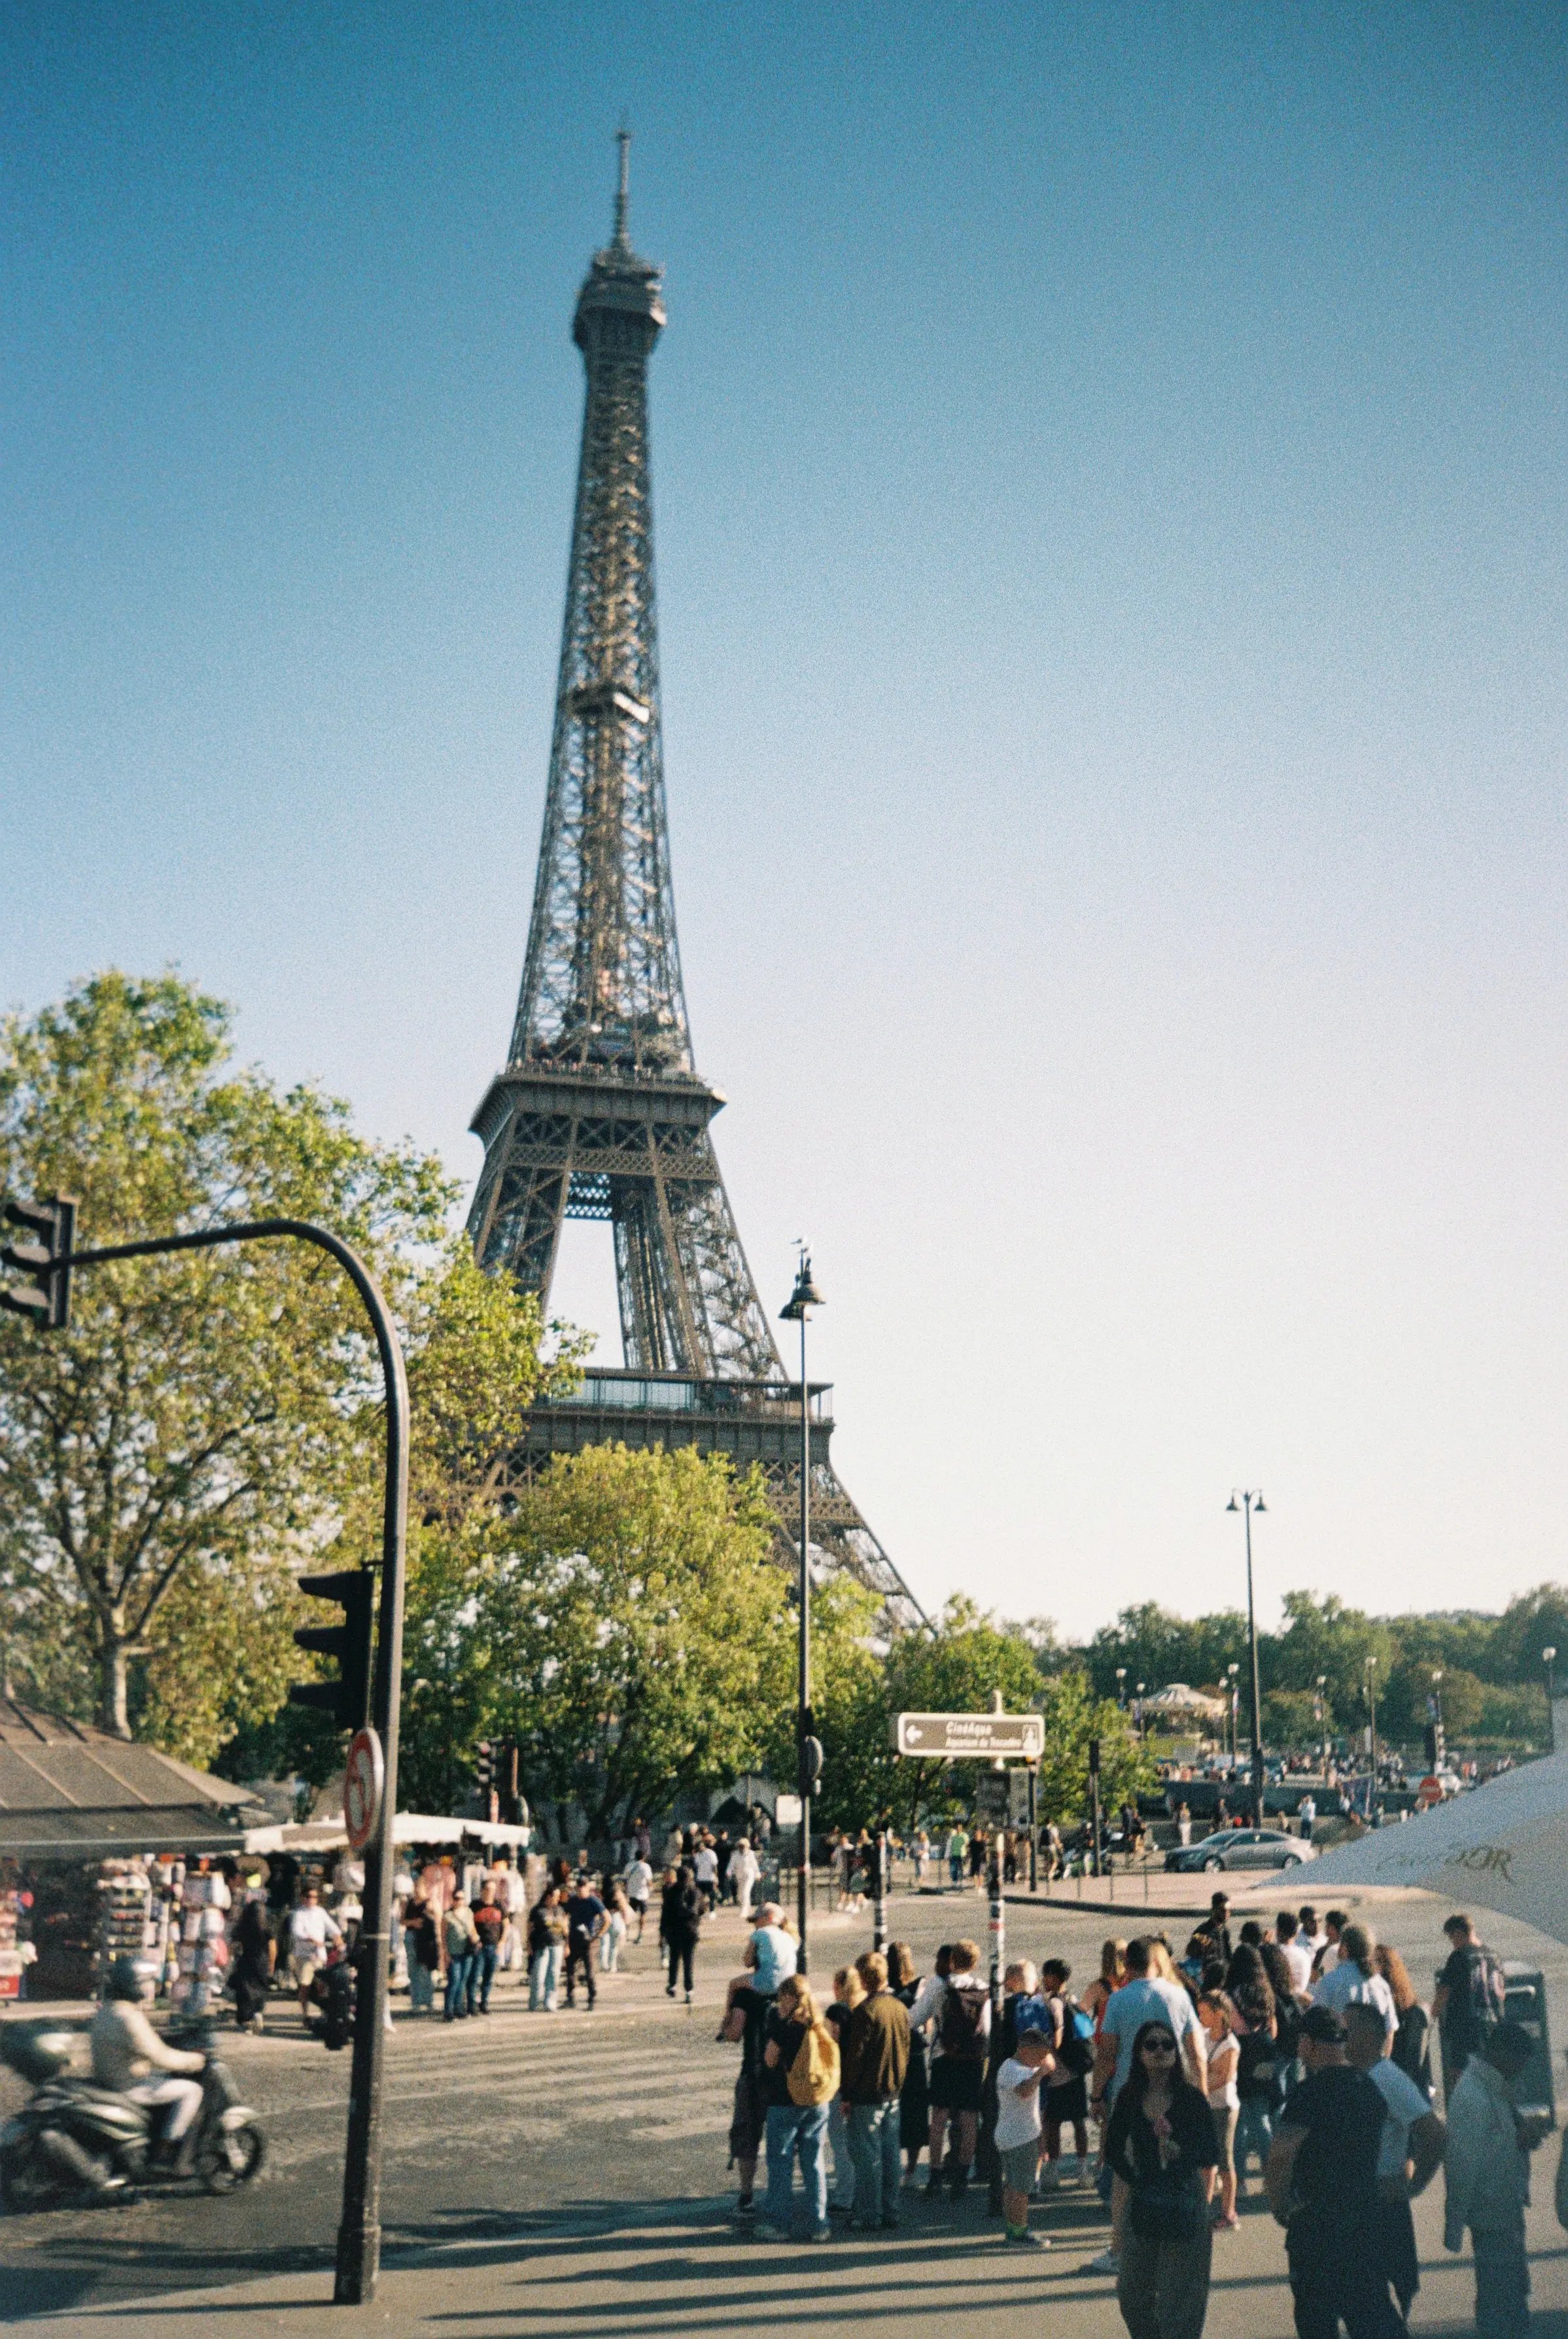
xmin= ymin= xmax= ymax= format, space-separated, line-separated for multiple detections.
xmin=716 ymin=1893 xmax=1553 ymax=2339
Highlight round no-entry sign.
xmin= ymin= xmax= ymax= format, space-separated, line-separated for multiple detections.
xmin=344 ymin=1727 xmax=385 ymax=1852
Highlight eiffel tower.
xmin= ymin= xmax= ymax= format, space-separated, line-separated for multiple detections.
xmin=468 ymin=139 xmax=921 ymax=1630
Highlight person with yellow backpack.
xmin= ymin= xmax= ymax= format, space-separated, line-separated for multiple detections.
xmin=757 ymin=1974 xmax=840 ymax=2240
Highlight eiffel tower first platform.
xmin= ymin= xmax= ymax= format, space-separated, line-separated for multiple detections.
xmin=467 ymin=140 xmax=922 ymax=1632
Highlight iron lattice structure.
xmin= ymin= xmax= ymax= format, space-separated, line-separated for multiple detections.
xmin=468 ymin=141 xmax=921 ymax=1628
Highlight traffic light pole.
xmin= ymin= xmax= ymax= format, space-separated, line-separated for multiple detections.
xmin=35 ymin=1214 xmax=408 ymax=2306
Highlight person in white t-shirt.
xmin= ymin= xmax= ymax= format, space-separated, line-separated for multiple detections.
xmin=1274 ymin=1909 xmax=1315 ymax=1997
xmin=287 ymin=1885 xmax=342 ymax=2011
xmin=992 ymin=2025 xmax=1056 ymax=2249
xmin=693 ymin=1839 xmax=720 ymax=1912
xmin=623 ymin=1856 xmax=654 ymax=1940
xmin=1312 ymin=1922 xmax=1396 ymax=2040
xmin=1346 ymin=2003 xmax=1446 ymax=2321
xmin=728 ymin=1839 xmax=760 ymax=1925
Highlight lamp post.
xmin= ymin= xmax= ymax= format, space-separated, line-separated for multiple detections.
xmin=1226 ymin=1491 xmax=1267 ymax=1826
xmin=1115 ymin=1666 xmax=1127 ymax=1708
xmin=1544 ymin=1647 xmax=1558 ymax=1755
xmin=780 ymin=1249 xmax=824 ymax=1975
xmin=1315 ymin=1675 xmax=1329 ymax=1779
xmin=1136 ymin=1683 xmax=1147 ymax=1744
xmin=1365 ymin=1657 xmax=1380 ymax=1820
xmin=1227 ymin=1662 xmax=1240 ymax=1768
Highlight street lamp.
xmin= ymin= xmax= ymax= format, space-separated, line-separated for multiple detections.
xmin=1136 ymin=1683 xmax=1147 ymax=1743
xmin=1544 ymin=1648 xmax=1559 ymax=1753
xmin=1226 ymin=1491 xmax=1267 ymax=1825
xmin=1365 ymin=1657 xmax=1380 ymax=1818
xmin=780 ymin=1248 xmax=824 ymax=1975
xmin=1227 ymin=1662 xmax=1240 ymax=1767
xmin=1315 ymin=1676 xmax=1328 ymax=1779
xmin=1115 ymin=1666 xmax=1127 ymax=1708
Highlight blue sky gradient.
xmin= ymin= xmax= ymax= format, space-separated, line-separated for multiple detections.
xmin=4 ymin=4 xmax=1565 ymax=1634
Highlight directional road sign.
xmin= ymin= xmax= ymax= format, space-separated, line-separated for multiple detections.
xmin=894 ymin=1711 xmax=1044 ymax=1759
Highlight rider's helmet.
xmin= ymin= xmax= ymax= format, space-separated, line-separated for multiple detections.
xmin=105 ymin=1954 xmax=145 ymax=2001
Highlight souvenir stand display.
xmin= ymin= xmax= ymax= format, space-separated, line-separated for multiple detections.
xmin=0 ymin=1874 xmax=31 ymax=2001
xmin=94 ymin=1856 xmax=160 ymax=1997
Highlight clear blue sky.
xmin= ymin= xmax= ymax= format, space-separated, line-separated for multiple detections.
xmin=4 ymin=3 xmax=1565 ymax=1638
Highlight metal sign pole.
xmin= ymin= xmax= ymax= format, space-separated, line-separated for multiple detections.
xmin=873 ymin=1826 xmax=888 ymax=1954
xmin=1027 ymin=1762 xmax=1038 ymax=1894
xmin=988 ymin=1826 xmax=1005 ymax=2014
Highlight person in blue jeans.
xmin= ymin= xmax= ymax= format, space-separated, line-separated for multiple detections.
xmin=444 ymin=1895 xmax=477 ymax=2021
xmin=759 ymin=1975 xmax=833 ymax=2240
xmin=467 ymin=1881 xmax=506 ymax=2014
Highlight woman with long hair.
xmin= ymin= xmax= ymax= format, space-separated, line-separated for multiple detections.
xmin=1230 ymin=1971 xmax=1278 ymax=2196
xmin=662 ymin=1863 xmax=703 ymax=2003
xmin=1196 ymin=1965 xmax=1240 ymax=2232
xmin=1083 ymin=1939 xmax=1128 ymax=2030
xmin=1375 ymin=1943 xmax=1433 ymax=2095
xmin=1106 ymin=2022 xmax=1218 ymax=2339
xmin=759 ymin=1974 xmax=837 ymax=2240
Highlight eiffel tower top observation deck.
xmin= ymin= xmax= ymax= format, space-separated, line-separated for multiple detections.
xmin=468 ymin=140 xmax=921 ymax=1628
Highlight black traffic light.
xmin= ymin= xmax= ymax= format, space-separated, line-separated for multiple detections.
xmin=476 ymin=1740 xmax=495 ymax=1792
xmin=1 ymin=1195 xmax=76 ymax=1329
xmin=290 ymin=1570 xmax=375 ymax=1732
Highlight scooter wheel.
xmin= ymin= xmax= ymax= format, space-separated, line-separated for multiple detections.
xmin=196 ymin=2124 xmax=265 ymax=2194
xmin=0 ymin=2143 xmax=60 ymax=2213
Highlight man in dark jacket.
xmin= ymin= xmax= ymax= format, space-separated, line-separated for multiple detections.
xmin=841 ymin=1950 xmax=912 ymax=2230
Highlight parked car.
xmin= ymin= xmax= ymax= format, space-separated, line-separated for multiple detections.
xmin=1164 ymin=1827 xmax=1317 ymax=1873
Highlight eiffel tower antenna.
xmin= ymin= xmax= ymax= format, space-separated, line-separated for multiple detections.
xmin=613 ymin=125 xmax=631 ymax=247
xmin=468 ymin=148 xmax=922 ymax=1628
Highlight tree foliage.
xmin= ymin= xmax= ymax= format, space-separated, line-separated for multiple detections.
xmin=398 ymin=1445 xmax=785 ymax=1832
xmin=0 ymin=973 xmax=449 ymax=1750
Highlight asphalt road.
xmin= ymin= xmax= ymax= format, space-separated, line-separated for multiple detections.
xmin=3 ymin=1886 xmax=1566 ymax=2330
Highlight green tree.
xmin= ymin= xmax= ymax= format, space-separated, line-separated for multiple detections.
xmin=1035 ymin=1668 xmax=1152 ymax=1827
xmin=211 ymin=1241 xmax=584 ymax=1789
xmin=1268 ymin=1592 xmax=1393 ymax=1731
xmin=0 ymin=972 xmax=450 ymax=1751
xmin=403 ymin=1444 xmax=784 ymax=1833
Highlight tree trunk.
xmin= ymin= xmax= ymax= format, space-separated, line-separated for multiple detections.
xmin=99 ymin=1636 xmax=132 ymax=1738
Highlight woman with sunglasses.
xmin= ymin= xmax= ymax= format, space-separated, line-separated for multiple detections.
xmin=1104 ymin=2021 xmax=1219 ymax=2339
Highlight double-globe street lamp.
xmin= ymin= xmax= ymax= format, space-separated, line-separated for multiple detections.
xmin=1226 ymin=1490 xmax=1267 ymax=1826
xmin=780 ymin=1248 xmax=825 ymax=1975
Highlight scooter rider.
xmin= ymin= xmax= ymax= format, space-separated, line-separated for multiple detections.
xmin=89 ymin=1958 xmax=204 ymax=2164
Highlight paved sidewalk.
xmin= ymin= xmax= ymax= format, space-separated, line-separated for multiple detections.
xmin=35 ymin=2186 xmax=1568 ymax=2338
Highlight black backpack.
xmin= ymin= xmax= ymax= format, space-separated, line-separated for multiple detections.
xmin=1056 ymin=1997 xmax=1096 ymax=2077
xmin=1461 ymin=1946 xmax=1508 ymax=2041
xmin=939 ymin=1982 xmax=988 ymax=2061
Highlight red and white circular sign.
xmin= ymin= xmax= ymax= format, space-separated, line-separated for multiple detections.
xmin=344 ymin=1727 xmax=385 ymax=1852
